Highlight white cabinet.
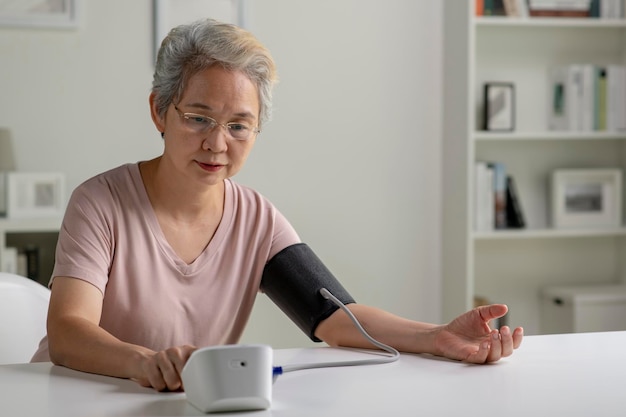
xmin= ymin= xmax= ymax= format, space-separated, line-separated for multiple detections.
xmin=442 ymin=1 xmax=626 ymax=334
xmin=0 ymin=217 xmax=61 ymax=285
xmin=541 ymin=284 xmax=626 ymax=333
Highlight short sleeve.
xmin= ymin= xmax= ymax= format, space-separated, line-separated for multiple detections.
xmin=51 ymin=180 xmax=114 ymax=294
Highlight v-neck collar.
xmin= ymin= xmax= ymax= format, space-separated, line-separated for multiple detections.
xmin=129 ymin=163 xmax=234 ymax=276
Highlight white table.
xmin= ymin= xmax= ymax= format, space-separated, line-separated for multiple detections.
xmin=1 ymin=331 xmax=625 ymax=416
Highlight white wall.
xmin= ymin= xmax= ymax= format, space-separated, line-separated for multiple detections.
xmin=0 ymin=0 xmax=443 ymax=348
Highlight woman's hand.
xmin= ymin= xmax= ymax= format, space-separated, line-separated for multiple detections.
xmin=433 ymin=304 xmax=523 ymax=363
xmin=134 ymin=345 xmax=197 ymax=391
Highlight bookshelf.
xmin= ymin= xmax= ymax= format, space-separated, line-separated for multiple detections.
xmin=442 ymin=0 xmax=626 ymax=334
xmin=0 ymin=217 xmax=61 ymax=286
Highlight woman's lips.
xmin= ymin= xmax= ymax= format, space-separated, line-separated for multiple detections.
xmin=197 ymin=161 xmax=224 ymax=172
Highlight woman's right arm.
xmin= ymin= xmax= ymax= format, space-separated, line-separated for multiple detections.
xmin=47 ymin=276 xmax=195 ymax=391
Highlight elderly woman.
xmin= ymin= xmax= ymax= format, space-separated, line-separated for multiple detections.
xmin=32 ymin=18 xmax=523 ymax=391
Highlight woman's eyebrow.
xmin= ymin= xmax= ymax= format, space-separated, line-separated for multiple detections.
xmin=184 ymin=103 xmax=256 ymax=120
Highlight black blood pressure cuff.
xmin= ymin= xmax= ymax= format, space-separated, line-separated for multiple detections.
xmin=260 ymin=243 xmax=356 ymax=342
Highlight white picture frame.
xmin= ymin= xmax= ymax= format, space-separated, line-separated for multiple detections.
xmin=153 ymin=0 xmax=248 ymax=62
xmin=0 ymin=0 xmax=78 ymax=29
xmin=551 ymin=169 xmax=622 ymax=229
xmin=6 ymin=172 xmax=66 ymax=219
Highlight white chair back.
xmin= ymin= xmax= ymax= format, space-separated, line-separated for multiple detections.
xmin=0 ymin=272 xmax=50 ymax=364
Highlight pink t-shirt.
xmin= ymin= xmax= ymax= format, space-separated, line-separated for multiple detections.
xmin=32 ymin=163 xmax=300 ymax=361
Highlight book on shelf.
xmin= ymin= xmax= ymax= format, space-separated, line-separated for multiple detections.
xmin=0 ymin=245 xmax=38 ymax=279
xmin=528 ymin=9 xmax=590 ymax=17
xmin=474 ymin=162 xmax=495 ymax=231
xmin=594 ymin=67 xmax=607 ymax=131
xmin=0 ymin=246 xmax=18 ymax=274
xmin=580 ymin=64 xmax=595 ymax=131
xmin=474 ymin=161 xmax=526 ymax=231
xmin=549 ymin=64 xmax=626 ymax=133
xmin=502 ymin=0 xmax=530 ymax=16
xmin=482 ymin=0 xmax=507 ymax=16
xmin=591 ymin=0 xmax=624 ymax=18
xmin=490 ymin=162 xmax=508 ymax=229
xmin=528 ymin=0 xmax=591 ymax=16
xmin=480 ymin=0 xmax=624 ymax=18
xmin=24 ymin=245 xmax=40 ymax=282
xmin=476 ymin=0 xmax=485 ymax=16
xmin=548 ymin=65 xmax=578 ymax=131
xmin=17 ymin=252 xmax=27 ymax=278
xmin=599 ymin=0 xmax=623 ymax=18
xmin=506 ymin=176 xmax=526 ymax=228
xmin=481 ymin=0 xmax=529 ymax=16
xmin=606 ymin=65 xmax=626 ymax=131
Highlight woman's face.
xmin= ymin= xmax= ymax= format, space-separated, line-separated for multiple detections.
xmin=151 ymin=65 xmax=260 ymax=187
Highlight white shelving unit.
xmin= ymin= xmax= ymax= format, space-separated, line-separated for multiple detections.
xmin=442 ymin=1 xmax=626 ymax=334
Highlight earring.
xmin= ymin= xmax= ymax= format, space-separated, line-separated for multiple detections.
xmin=160 ymin=132 xmax=165 ymax=138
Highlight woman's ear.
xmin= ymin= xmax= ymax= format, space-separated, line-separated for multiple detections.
xmin=149 ymin=92 xmax=166 ymax=135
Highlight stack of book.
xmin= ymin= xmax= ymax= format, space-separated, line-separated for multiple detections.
xmin=528 ymin=0 xmax=592 ymax=17
xmin=0 ymin=245 xmax=39 ymax=281
xmin=474 ymin=161 xmax=526 ymax=232
xmin=549 ymin=64 xmax=626 ymax=132
xmin=477 ymin=0 xmax=623 ymax=18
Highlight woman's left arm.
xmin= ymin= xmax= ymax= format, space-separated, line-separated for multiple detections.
xmin=315 ymin=303 xmax=523 ymax=363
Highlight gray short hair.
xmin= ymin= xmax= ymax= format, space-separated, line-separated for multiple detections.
xmin=152 ymin=18 xmax=277 ymax=129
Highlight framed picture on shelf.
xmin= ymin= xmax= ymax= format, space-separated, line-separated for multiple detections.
xmin=483 ymin=82 xmax=515 ymax=131
xmin=551 ymin=169 xmax=622 ymax=229
xmin=0 ymin=0 xmax=78 ymax=29
xmin=153 ymin=0 xmax=248 ymax=62
xmin=6 ymin=172 xmax=66 ymax=219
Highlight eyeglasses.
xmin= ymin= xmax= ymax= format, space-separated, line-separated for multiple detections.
xmin=173 ymin=104 xmax=260 ymax=141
